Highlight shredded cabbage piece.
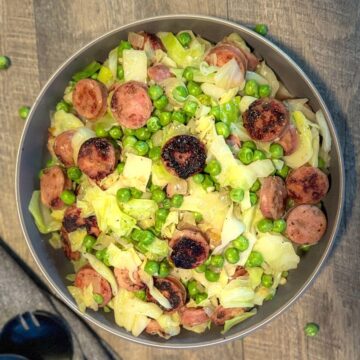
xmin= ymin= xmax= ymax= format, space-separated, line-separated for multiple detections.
xmin=221 ymin=308 xmax=257 ymax=334
xmin=215 ymin=58 xmax=245 ymax=90
xmin=256 ymin=62 xmax=279 ymax=97
xmin=122 ymin=199 xmax=158 ymax=221
xmin=121 ymin=154 xmax=152 ymax=192
xmin=68 ymin=284 xmax=98 ymax=313
xmin=50 ymin=110 xmax=84 ymax=137
xmin=68 ymin=228 xmax=87 ymax=252
xmin=157 ymin=313 xmax=181 ymax=337
xmin=123 ymin=49 xmax=147 ymax=83
xmin=220 ymin=278 xmax=255 ymax=308
xmin=161 ymin=211 xmax=179 ymax=238
xmin=316 ymin=110 xmax=332 ymax=167
xmin=71 ymin=127 xmax=96 ymax=164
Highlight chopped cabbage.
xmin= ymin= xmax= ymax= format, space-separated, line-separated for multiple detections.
xmin=161 ymin=210 xmax=179 ymax=238
xmin=123 ymin=49 xmax=147 ymax=83
xmin=247 ymin=267 xmax=264 ymax=289
xmin=68 ymin=228 xmax=87 ymax=252
xmin=223 ymin=33 xmax=251 ymax=53
xmin=193 ymin=269 xmax=228 ymax=299
xmin=219 ymin=278 xmax=255 ymax=308
xmin=201 ymin=83 xmax=226 ymax=100
xmin=221 ymin=309 xmax=257 ymax=334
xmin=239 ymin=190 xmax=252 ymax=212
xmin=143 ymin=237 xmax=170 ymax=261
xmin=215 ymin=58 xmax=245 ymax=90
xmin=161 ymin=77 xmax=187 ymax=106
xmin=184 ymin=321 xmax=210 ymax=334
xmin=108 ymin=48 xmax=118 ymax=79
xmin=238 ymin=232 xmax=257 ymax=266
xmin=256 ymin=62 xmax=279 ymax=97
xmin=316 ymin=110 xmax=332 ymax=167
xmin=68 ymin=284 xmax=98 ymax=313
xmin=71 ymin=127 xmax=96 ymax=164
xmin=92 ymin=233 xmax=116 ymax=251
xmin=154 ymin=49 xmax=178 ymax=68
xmin=199 ymin=61 xmax=218 ymax=75
xmin=239 ymin=96 xmax=257 ymax=114
xmin=309 ymin=127 xmax=320 ymax=167
xmin=97 ymin=66 xmax=114 ymax=86
xmin=49 ymin=232 xmax=62 ymax=249
xmin=157 ymin=313 xmax=181 ymax=337
xmin=245 ymin=71 xmax=269 ymax=85
xmin=285 ymin=98 xmax=316 ymax=122
xmin=50 ymin=110 xmax=84 ymax=136
xmin=122 ymin=154 xmax=152 ymax=192
xmin=122 ymin=199 xmax=158 ymax=221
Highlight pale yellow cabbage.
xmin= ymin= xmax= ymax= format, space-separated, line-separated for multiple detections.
xmin=221 ymin=309 xmax=257 ymax=334
xmin=123 ymin=49 xmax=147 ymax=83
xmin=68 ymin=284 xmax=98 ymax=313
xmin=219 ymin=278 xmax=255 ymax=308
xmin=122 ymin=154 xmax=152 ymax=192
xmin=68 ymin=228 xmax=87 ymax=252
xmin=50 ymin=110 xmax=84 ymax=136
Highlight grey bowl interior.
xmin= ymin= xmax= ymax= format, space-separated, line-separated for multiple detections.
xmin=16 ymin=15 xmax=344 ymax=348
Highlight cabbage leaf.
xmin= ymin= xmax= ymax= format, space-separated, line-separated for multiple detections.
xmin=122 ymin=199 xmax=158 ymax=221
xmin=219 ymin=278 xmax=255 ymax=308
xmin=123 ymin=49 xmax=147 ymax=83
xmin=122 ymin=154 xmax=152 ymax=192
xmin=50 ymin=110 xmax=84 ymax=137
xmin=221 ymin=308 xmax=257 ymax=334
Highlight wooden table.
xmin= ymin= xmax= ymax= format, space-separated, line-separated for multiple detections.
xmin=0 ymin=1 xmax=359 ymax=359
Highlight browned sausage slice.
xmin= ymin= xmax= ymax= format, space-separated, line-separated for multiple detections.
xmin=148 ymin=64 xmax=172 ymax=83
xmin=72 ymin=79 xmax=108 ymax=120
xmin=169 ymin=228 xmax=209 ymax=269
xmin=114 ymin=268 xmax=145 ymax=292
xmin=240 ymin=48 xmax=260 ymax=71
xmin=161 ymin=135 xmax=206 ymax=179
xmin=62 ymin=205 xmax=85 ymax=232
xmin=232 ymin=265 xmax=248 ymax=278
xmin=179 ymin=307 xmax=209 ymax=327
xmin=259 ymin=176 xmax=288 ymax=220
xmin=277 ymin=125 xmax=299 ymax=156
xmin=84 ymin=216 xmax=100 ymax=237
xmin=77 ymin=137 xmax=117 ymax=181
xmin=60 ymin=227 xmax=81 ymax=261
xmin=129 ymin=31 xmax=163 ymax=51
xmin=75 ymin=266 xmax=112 ymax=306
xmin=53 ymin=130 xmax=75 ymax=167
xmin=210 ymin=306 xmax=245 ymax=326
xmin=285 ymin=205 xmax=327 ymax=244
xmin=243 ymin=98 xmax=290 ymax=142
xmin=286 ymin=166 xmax=329 ymax=205
xmin=110 ymin=81 xmax=153 ymax=129
xmin=40 ymin=166 xmax=71 ymax=209
xmin=145 ymin=320 xmax=165 ymax=336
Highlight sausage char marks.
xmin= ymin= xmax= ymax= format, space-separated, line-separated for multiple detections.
xmin=243 ymin=98 xmax=290 ymax=142
xmin=60 ymin=227 xmax=81 ymax=261
xmin=210 ymin=306 xmax=245 ymax=326
xmin=169 ymin=228 xmax=209 ymax=269
xmin=161 ymin=135 xmax=206 ymax=179
xmin=53 ymin=130 xmax=75 ymax=167
xmin=286 ymin=166 xmax=329 ymax=205
xmin=129 ymin=31 xmax=164 ymax=51
xmin=77 ymin=137 xmax=117 ymax=181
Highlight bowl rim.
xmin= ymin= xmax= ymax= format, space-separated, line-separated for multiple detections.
xmin=15 ymin=14 xmax=345 ymax=349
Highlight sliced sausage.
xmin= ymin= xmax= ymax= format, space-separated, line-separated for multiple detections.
xmin=232 ymin=265 xmax=248 ymax=278
xmin=84 ymin=216 xmax=100 ymax=237
xmin=77 ymin=137 xmax=117 ymax=181
xmin=169 ymin=228 xmax=209 ymax=269
xmin=114 ymin=268 xmax=145 ymax=292
xmin=129 ymin=31 xmax=163 ymax=51
xmin=210 ymin=306 xmax=245 ymax=326
xmin=72 ymin=79 xmax=108 ymax=120
xmin=285 ymin=205 xmax=327 ymax=244
xmin=161 ymin=135 xmax=206 ymax=179
xmin=179 ymin=307 xmax=209 ymax=327
xmin=40 ymin=166 xmax=71 ymax=209
xmin=62 ymin=205 xmax=85 ymax=232
xmin=53 ymin=130 xmax=75 ymax=167
xmin=75 ymin=266 xmax=112 ymax=306
xmin=110 ymin=81 xmax=153 ymax=129
xmin=226 ymin=134 xmax=241 ymax=153
xmin=286 ymin=166 xmax=329 ymax=205
xmin=259 ymin=176 xmax=288 ymax=220
xmin=277 ymin=125 xmax=299 ymax=156
xmin=145 ymin=320 xmax=165 ymax=336
xmin=243 ymin=98 xmax=290 ymax=142
xmin=60 ymin=227 xmax=80 ymax=261
xmin=148 ymin=64 xmax=172 ymax=83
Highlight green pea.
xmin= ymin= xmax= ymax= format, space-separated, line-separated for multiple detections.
xmin=205 ymin=159 xmax=221 ymax=176
xmin=117 ymin=65 xmax=124 ymax=79
xmin=197 ymin=94 xmax=212 ymax=106
xmin=269 ymin=143 xmax=284 ymax=159
xmin=159 ymin=261 xmax=170 ymax=277
xmin=46 ymin=158 xmax=57 ymax=167
xmin=56 ymin=100 xmax=70 ymax=112
xmin=136 ymin=241 xmax=149 ymax=254
xmin=242 ymin=140 xmax=256 ymax=150
xmin=0 ymin=55 xmax=11 ymax=69
xmin=123 ymin=128 xmax=136 ymax=136
xmin=318 ymin=157 xmax=326 ymax=170
xmin=224 ymin=247 xmax=240 ymax=264
xmin=144 ymin=260 xmax=159 ymax=276
xmin=259 ymin=84 xmax=271 ymax=98
xmin=171 ymin=194 xmax=184 ymax=208
xmin=249 ymin=192 xmax=258 ymax=206
xmin=156 ymin=208 xmax=169 ymax=221
xmin=172 ymin=85 xmax=188 ymax=102
xmin=187 ymin=280 xmax=199 ymax=297
xmin=109 ymin=126 xmax=122 ymax=140
xmin=135 ymin=127 xmax=151 ymax=140
xmin=152 ymin=189 xmax=166 ymax=203
xmin=19 ymin=106 xmax=30 ymax=120
xmin=202 ymin=175 xmax=214 ymax=191
xmin=261 ymin=274 xmax=273 ymax=288
xmin=215 ymin=122 xmax=230 ymax=138
xmin=304 ymin=322 xmax=319 ymax=337
xmin=60 ymin=190 xmax=76 ymax=205
xmin=210 ymin=255 xmax=224 ymax=268
xmin=153 ymin=95 xmax=168 ymax=110
xmin=130 ymin=187 xmax=142 ymax=199
xmin=272 ymin=219 xmax=286 ymax=233
xmin=91 ymin=73 xmax=98 ymax=80
xmin=195 ymin=263 xmax=206 ymax=273
xmin=205 ymin=269 xmax=220 ymax=282
xmin=67 ymin=166 xmax=82 ymax=181
xmin=148 ymin=84 xmax=164 ymax=101
xmin=220 ymin=100 xmax=239 ymax=124
xmin=134 ymin=289 xmax=146 ymax=301
xmin=246 ymin=251 xmax=264 ymax=267
xmin=139 ymin=230 xmax=155 ymax=245
xmin=171 ymin=110 xmax=186 ymax=124
xmin=210 ymin=106 xmax=221 ymax=120
xmin=95 ymin=123 xmax=109 ymax=138
xmin=238 ymin=147 xmax=254 ymax=164
xmin=147 ymin=116 xmax=161 ymax=132
xmin=117 ymin=40 xmax=132 ymax=56
xmin=183 ymin=100 xmax=198 ymax=116
xmin=253 ymin=149 xmax=267 ymax=161
xmin=83 ymin=234 xmax=96 ymax=251
xmin=162 ymin=198 xmax=171 ymax=209
xmin=131 ymin=229 xmax=143 ymax=242
xmin=250 ymin=179 xmax=261 ymax=192
xmin=159 ymin=111 xmax=171 ymax=126
xmin=194 ymin=212 xmax=203 ymax=223
xmin=277 ymin=165 xmax=290 ymax=179
xmin=149 ymin=146 xmax=161 ymax=161
xmin=299 ymin=244 xmax=311 ymax=252
xmin=187 ymin=81 xmax=202 ymax=96
xmin=134 ymin=141 xmax=149 ymax=156
xmin=177 ymin=32 xmax=192 ymax=47
xmin=204 ymin=257 xmax=211 ymax=266
xmin=254 ymin=24 xmax=268 ymax=36
xmin=193 ymin=173 xmax=205 ymax=184
xmin=95 ymin=248 xmax=107 ymax=261
xmin=244 ymin=80 xmax=259 ymax=97
xmin=232 ymin=235 xmax=249 ymax=252
xmin=117 ymin=162 xmax=125 ymax=174
xmin=183 ymin=66 xmax=194 ymax=81
xmin=230 ymin=188 xmax=245 ymax=203
xmin=257 ymin=218 xmax=274 ymax=233
xmin=195 ymin=293 xmax=208 ymax=304
xmin=282 ymin=271 xmax=289 ymax=278
xmin=116 ymin=188 xmax=131 ymax=202
xmin=93 ymin=293 xmax=104 ymax=305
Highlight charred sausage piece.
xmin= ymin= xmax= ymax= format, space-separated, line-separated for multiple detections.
xmin=148 ymin=64 xmax=172 ymax=83
xmin=72 ymin=79 xmax=108 ymax=120
xmin=232 ymin=265 xmax=248 ymax=278
xmin=53 ymin=130 xmax=75 ymax=167
xmin=259 ymin=176 xmax=288 ymax=220
xmin=145 ymin=320 xmax=168 ymax=337
xmin=40 ymin=166 xmax=71 ymax=209
xmin=243 ymin=98 xmax=290 ymax=142
xmin=210 ymin=306 xmax=245 ymax=326
xmin=62 ymin=205 xmax=85 ymax=232
xmin=60 ymin=227 xmax=81 ymax=261
xmin=179 ymin=307 xmax=209 ymax=327
xmin=277 ymin=125 xmax=299 ymax=156
xmin=114 ymin=268 xmax=145 ymax=292
xmin=129 ymin=31 xmax=163 ymax=51
xmin=75 ymin=266 xmax=112 ymax=306
xmin=169 ymin=229 xmax=209 ymax=269
xmin=77 ymin=137 xmax=117 ymax=181
xmin=162 ymin=135 xmax=206 ymax=179
xmin=84 ymin=216 xmax=100 ymax=237
xmin=285 ymin=205 xmax=327 ymax=244
xmin=240 ymin=49 xmax=259 ymax=71
xmin=110 ymin=81 xmax=153 ymax=129
xmin=286 ymin=166 xmax=329 ymax=205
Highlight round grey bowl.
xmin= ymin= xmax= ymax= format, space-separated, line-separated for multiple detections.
xmin=16 ymin=15 xmax=344 ymax=348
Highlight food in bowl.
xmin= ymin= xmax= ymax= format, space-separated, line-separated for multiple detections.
xmin=28 ymin=29 xmax=332 ymax=339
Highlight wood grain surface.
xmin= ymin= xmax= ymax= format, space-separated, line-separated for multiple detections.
xmin=0 ymin=0 xmax=359 ymax=359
